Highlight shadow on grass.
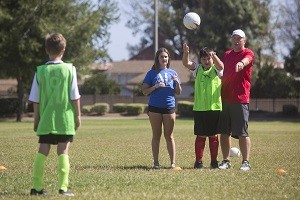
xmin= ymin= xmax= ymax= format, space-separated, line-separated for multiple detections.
xmin=74 ymin=165 xmax=220 ymax=171
xmin=75 ymin=164 xmax=152 ymax=171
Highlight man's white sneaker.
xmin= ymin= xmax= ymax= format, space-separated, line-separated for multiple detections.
xmin=240 ymin=160 xmax=251 ymax=171
xmin=218 ymin=160 xmax=231 ymax=169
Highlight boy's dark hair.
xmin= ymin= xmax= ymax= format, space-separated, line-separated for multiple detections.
xmin=45 ymin=33 xmax=66 ymax=56
xmin=199 ymin=47 xmax=213 ymax=58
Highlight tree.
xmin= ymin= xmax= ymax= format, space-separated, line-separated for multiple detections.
xmin=272 ymin=0 xmax=299 ymax=59
xmin=273 ymin=0 xmax=300 ymax=99
xmin=251 ymin=65 xmax=296 ymax=98
xmin=284 ymin=34 xmax=300 ymax=77
xmin=132 ymin=84 xmax=144 ymax=96
xmin=0 ymin=0 xmax=119 ymax=121
xmin=126 ymin=0 xmax=272 ymax=67
xmin=269 ymin=0 xmax=300 ymax=79
xmin=80 ymin=73 xmax=121 ymax=95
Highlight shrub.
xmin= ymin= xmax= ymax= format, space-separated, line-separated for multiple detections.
xmin=90 ymin=103 xmax=110 ymax=116
xmin=112 ymin=103 xmax=127 ymax=113
xmin=282 ymin=104 xmax=298 ymax=116
xmin=0 ymin=98 xmax=18 ymax=117
xmin=81 ymin=105 xmax=93 ymax=115
xmin=125 ymin=103 xmax=146 ymax=116
xmin=177 ymin=101 xmax=194 ymax=117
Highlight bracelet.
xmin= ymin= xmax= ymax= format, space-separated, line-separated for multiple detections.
xmin=239 ymin=61 xmax=245 ymax=66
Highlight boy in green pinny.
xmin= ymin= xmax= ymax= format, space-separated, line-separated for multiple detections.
xmin=182 ymin=43 xmax=224 ymax=169
xmin=28 ymin=33 xmax=81 ymax=196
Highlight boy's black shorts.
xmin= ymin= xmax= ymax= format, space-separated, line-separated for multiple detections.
xmin=194 ymin=110 xmax=220 ymax=136
xmin=39 ymin=134 xmax=73 ymax=145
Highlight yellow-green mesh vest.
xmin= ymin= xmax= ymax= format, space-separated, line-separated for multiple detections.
xmin=36 ymin=63 xmax=76 ymax=135
xmin=193 ymin=65 xmax=222 ymax=111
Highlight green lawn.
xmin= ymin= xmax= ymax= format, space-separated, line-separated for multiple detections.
xmin=0 ymin=118 xmax=299 ymax=199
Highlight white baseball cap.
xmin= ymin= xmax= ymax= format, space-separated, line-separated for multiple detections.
xmin=231 ymin=29 xmax=246 ymax=38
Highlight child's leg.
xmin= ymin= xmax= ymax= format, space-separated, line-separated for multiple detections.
xmin=209 ymin=135 xmax=219 ymax=161
xmin=162 ymin=113 xmax=176 ymax=166
xmin=195 ymin=136 xmax=206 ymax=162
xmin=58 ymin=154 xmax=70 ymax=191
xmin=32 ymin=144 xmax=50 ymax=191
xmin=57 ymin=142 xmax=70 ymax=191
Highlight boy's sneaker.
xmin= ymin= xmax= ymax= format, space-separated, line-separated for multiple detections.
xmin=194 ymin=161 xmax=203 ymax=169
xmin=59 ymin=189 xmax=75 ymax=196
xmin=210 ymin=160 xmax=219 ymax=169
xmin=153 ymin=162 xmax=160 ymax=169
xmin=30 ymin=189 xmax=48 ymax=196
xmin=240 ymin=160 xmax=251 ymax=171
xmin=218 ymin=160 xmax=231 ymax=169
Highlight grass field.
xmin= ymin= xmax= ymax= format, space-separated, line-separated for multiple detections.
xmin=0 ymin=117 xmax=299 ymax=200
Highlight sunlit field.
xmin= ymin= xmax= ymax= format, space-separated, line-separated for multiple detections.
xmin=0 ymin=117 xmax=299 ymax=200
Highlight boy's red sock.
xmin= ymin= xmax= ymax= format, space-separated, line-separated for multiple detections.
xmin=209 ymin=135 xmax=219 ymax=161
xmin=195 ymin=136 xmax=206 ymax=162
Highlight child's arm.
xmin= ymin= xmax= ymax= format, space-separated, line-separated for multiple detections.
xmin=182 ymin=43 xmax=196 ymax=70
xmin=72 ymin=99 xmax=81 ymax=130
xmin=211 ymin=52 xmax=224 ymax=71
xmin=33 ymin=103 xmax=40 ymax=132
xmin=173 ymin=75 xmax=182 ymax=95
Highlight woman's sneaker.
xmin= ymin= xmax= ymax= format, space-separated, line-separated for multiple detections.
xmin=240 ymin=160 xmax=251 ymax=171
xmin=153 ymin=162 xmax=160 ymax=169
xmin=218 ymin=160 xmax=231 ymax=169
xmin=170 ymin=163 xmax=176 ymax=169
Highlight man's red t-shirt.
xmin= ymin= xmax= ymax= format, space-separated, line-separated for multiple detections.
xmin=221 ymin=48 xmax=255 ymax=103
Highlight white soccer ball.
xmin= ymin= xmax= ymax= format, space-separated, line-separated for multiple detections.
xmin=230 ymin=147 xmax=241 ymax=157
xmin=183 ymin=12 xmax=201 ymax=30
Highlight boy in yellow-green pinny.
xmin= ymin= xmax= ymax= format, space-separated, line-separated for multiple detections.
xmin=182 ymin=43 xmax=224 ymax=169
xmin=28 ymin=33 xmax=81 ymax=196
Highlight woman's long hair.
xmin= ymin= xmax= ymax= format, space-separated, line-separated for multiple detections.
xmin=151 ymin=47 xmax=171 ymax=71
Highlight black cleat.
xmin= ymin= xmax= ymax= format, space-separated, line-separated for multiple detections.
xmin=194 ymin=161 xmax=203 ymax=169
xmin=210 ymin=160 xmax=219 ymax=169
xmin=30 ymin=188 xmax=48 ymax=196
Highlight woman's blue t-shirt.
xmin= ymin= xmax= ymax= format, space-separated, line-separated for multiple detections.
xmin=143 ymin=68 xmax=179 ymax=109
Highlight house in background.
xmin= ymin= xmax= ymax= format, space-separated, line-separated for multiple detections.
xmin=90 ymin=42 xmax=194 ymax=97
xmin=0 ymin=79 xmax=17 ymax=96
xmin=90 ymin=60 xmax=194 ymax=97
xmin=128 ymin=43 xmax=182 ymax=60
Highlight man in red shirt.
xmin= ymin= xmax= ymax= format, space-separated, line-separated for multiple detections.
xmin=218 ymin=29 xmax=254 ymax=171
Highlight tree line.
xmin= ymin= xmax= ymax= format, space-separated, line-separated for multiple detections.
xmin=125 ymin=0 xmax=299 ymax=98
xmin=0 ymin=0 xmax=299 ymax=121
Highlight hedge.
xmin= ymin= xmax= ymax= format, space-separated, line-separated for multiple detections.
xmin=282 ymin=104 xmax=298 ymax=116
xmin=177 ymin=100 xmax=194 ymax=117
xmin=90 ymin=103 xmax=110 ymax=116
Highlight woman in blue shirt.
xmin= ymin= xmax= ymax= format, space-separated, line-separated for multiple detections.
xmin=142 ymin=47 xmax=182 ymax=169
